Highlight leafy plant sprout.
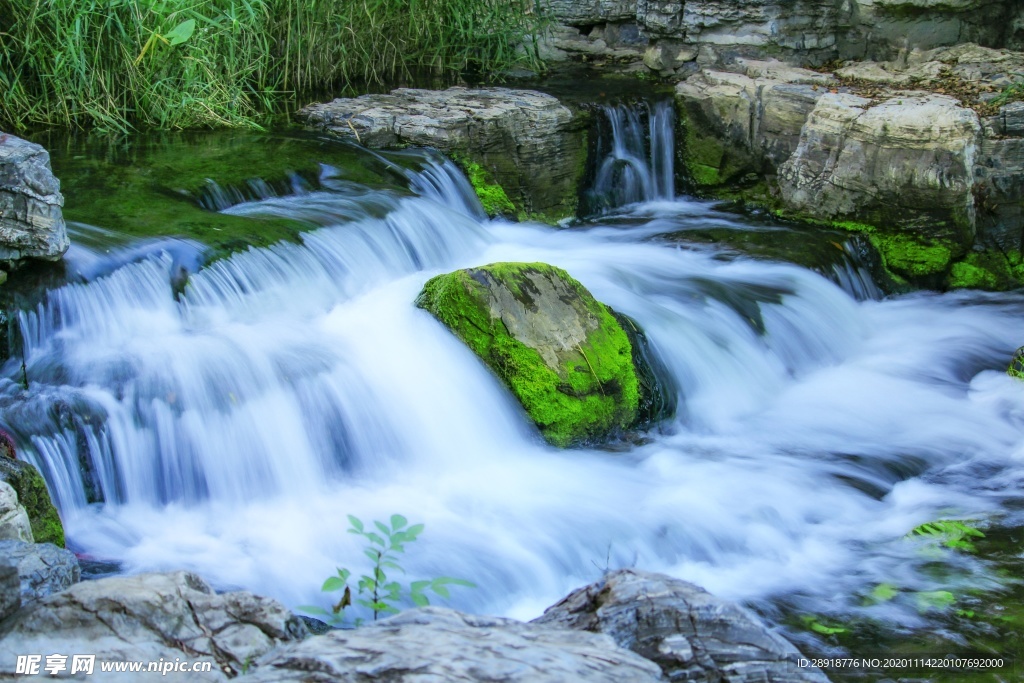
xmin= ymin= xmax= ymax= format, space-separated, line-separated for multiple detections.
xmin=302 ymin=514 xmax=475 ymax=626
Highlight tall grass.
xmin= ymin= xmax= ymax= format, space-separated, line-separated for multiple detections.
xmin=0 ymin=0 xmax=544 ymax=132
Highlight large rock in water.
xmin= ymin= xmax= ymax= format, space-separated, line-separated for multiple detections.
xmin=0 ymin=571 xmax=308 ymax=681
xmin=0 ymin=133 xmax=69 ymax=263
xmin=297 ymin=87 xmax=587 ymax=222
xmin=0 ymin=456 xmax=64 ymax=547
xmin=247 ymin=607 xmax=665 ymax=682
xmin=535 ymin=569 xmax=829 ymax=682
xmin=416 ymin=263 xmax=640 ymax=447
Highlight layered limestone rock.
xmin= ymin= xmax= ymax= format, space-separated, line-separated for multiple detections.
xmin=536 ymin=569 xmax=829 ymax=682
xmin=248 ymin=607 xmax=666 ymax=682
xmin=416 ymin=263 xmax=642 ymax=447
xmin=542 ymin=0 xmax=637 ymax=25
xmin=0 ymin=571 xmax=308 ymax=681
xmin=675 ymin=48 xmax=1024 ymax=289
xmin=0 ymin=133 xmax=70 ymax=264
xmin=298 ymin=87 xmax=587 ymax=222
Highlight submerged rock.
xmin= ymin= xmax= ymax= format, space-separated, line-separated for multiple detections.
xmin=416 ymin=263 xmax=642 ymax=447
xmin=248 ymin=607 xmax=665 ymax=682
xmin=0 ymin=133 xmax=69 ymax=264
xmin=535 ymin=569 xmax=829 ymax=682
xmin=0 ymin=456 xmax=64 ymax=547
xmin=0 ymin=571 xmax=308 ymax=681
xmin=298 ymin=87 xmax=588 ymax=222
xmin=0 ymin=540 xmax=79 ymax=605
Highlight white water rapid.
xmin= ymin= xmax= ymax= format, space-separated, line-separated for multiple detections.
xmin=3 ymin=121 xmax=1024 ymax=631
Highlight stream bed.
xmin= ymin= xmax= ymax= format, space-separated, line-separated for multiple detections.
xmin=3 ymin=119 xmax=1024 ymax=681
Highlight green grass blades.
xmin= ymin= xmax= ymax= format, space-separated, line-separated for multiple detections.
xmin=0 ymin=0 xmax=545 ymax=132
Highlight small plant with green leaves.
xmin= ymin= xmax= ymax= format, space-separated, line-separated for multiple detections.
xmin=908 ymin=519 xmax=985 ymax=553
xmin=1008 ymin=346 xmax=1024 ymax=380
xmin=302 ymin=514 xmax=475 ymax=626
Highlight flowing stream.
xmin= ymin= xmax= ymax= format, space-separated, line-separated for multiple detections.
xmin=3 ymin=108 xmax=1024 ymax=639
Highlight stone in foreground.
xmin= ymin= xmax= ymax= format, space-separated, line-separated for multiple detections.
xmin=298 ymin=87 xmax=587 ymax=221
xmin=416 ymin=263 xmax=640 ymax=447
xmin=0 ymin=571 xmax=307 ymax=681
xmin=0 ymin=133 xmax=69 ymax=262
xmin=535 ymin=569 xmax=829 ymax=682
xmin=0 ymin=539 xmax=79 ymax=605
xmin=248 ymin=606 xmax=665 ymax=682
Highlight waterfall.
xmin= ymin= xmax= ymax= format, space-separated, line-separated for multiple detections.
xmin=3 ymin=140 xmax=1024 ymax=632
xmin=583 ymin=100 xmax=675 ymax=214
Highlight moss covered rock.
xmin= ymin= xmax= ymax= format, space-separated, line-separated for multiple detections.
xmin=0 ymin=456 xmax=64 ymax=547
xmin=416 ymin=263 xmax=641 ymax=447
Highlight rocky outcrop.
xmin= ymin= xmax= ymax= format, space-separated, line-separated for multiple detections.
xmin=248 ymin=607 xmax=666 ymax=682
xmin=0 ymin=540 xmax=79 ymax=604
xmin=0 ymin=571 xmax=308 ymax=681
xmin=536 ymin=569 xmax=828 ymax=682
xmin=675 ymin=47 xmax=1024 ymax=289
xmin=543 ymin=0 xmax=637 ymax=25
xmin=0 ymin=481 xmax=33 ymax=542
xmin=0 ymin=564 xmax=19 ymax=622
xmin=0 ymin=133 xmax=69 ymax=264
xmin=416 ymin=263 xmax=642 ymax=447
xmin=0 ymin=455 xmax=64 ymax=547
xmin=297 ymin=87 xmax=588 ymax=222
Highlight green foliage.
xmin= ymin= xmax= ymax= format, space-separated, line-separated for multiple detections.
xmin=416 ymin=263 xmax=640 ymax=447
xmin=1009 ymin=346 xmax=1024 ymax=381
xmin=991 ymin=74 xmax=1024 ymax=108
xmin=0 ymin=0 xmax=545 ymax=132
xmin=909 ymin=519 xmax=985 ymax=553
xmin=0 ymin=457 xmax=65 ymax=547
xmin=799 ymin=614 xmax=849 ymax=636
xmin=303 ymin=514 xmax=474 ymax=625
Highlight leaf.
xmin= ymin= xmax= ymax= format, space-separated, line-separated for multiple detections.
xmin=347 ymin=515 xmax=365 ymax=533
xmin=410 ymin=580 xmax=431 ymax=593
xmin=374 ymin=520 xmax=391 ymax=537
xmin=333 ymin=586 xmax=352 ymax=612
xmin=298 ymin=605 xmax=330 ymax=616
xmin=869 ymin=583 xmax=898 ymax=603
xmin=366 ymin=532 xmax=386 ymax=547
xmin=430 ymin=583 xmax=451 ymax=599
xmin=364 ymin=549 xmax=381 ymax=562
xmin=381 ymin=560 xmax=404 ymax=572
xmin=434 ymin=577 xmax=476 ymax=588
xmin=915 ymin=590 xmax=956 ymax=612
xmin=322 ymin=576 xmax=347 ymax=592
xmin=411 ymin=592 xmax=429 ymax=606
xmin=164 ymin=19 xmax=195 ymax=46
xmin=391 ymin=514 xmax=408 ymax=530
xmin=405 ymin=523 xmax=425 ymax=539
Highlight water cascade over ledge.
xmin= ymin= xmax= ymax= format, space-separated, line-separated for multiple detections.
xmin=2 ymin=133 xmax=1024 ymax=639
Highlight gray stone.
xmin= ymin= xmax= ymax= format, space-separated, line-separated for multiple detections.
xmin=535 ymin=569 xmax=828 ymax=683
xmin=0 ymin=540 xmax=76 ymax=601
xmin=0 ymin=540 xmax=79 ymax=604
xmin=0 ymin=564 xmax=19 ymax=622
xmin=248 ymin=606 xmax=666 ymax=682
xmin=298 ymin=87 xmax=588 ymax=221
xmin=778 ymin=93 xmax=980 ymax=247
xmin=0 ymin=571 xmax=308 ymax=681
xmin=0 ymin=481 xmax=33 ymax=543
xmin=0 ymin=133 xmax=69 ymax=263
xmin=541 ymin=0 xmax=637 ymax=25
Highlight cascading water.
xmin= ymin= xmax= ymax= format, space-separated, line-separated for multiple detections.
xmin=583 ymin=100 xmax=675 ymax=214
xmin=3 ymin=128 xmax=1024 ymax=647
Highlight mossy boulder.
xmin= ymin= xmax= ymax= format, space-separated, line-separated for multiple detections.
xmin=416 ymin=263 xmax=641 ymax=447
xmin=0 ymin=456 xmax=64 ymax=547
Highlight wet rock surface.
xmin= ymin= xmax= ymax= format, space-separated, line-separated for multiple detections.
xmin=298 ymin=87 xmax=587 ymax=221
xmin=0 ymin=540 xmax=79 ymax=605
xmin=535 ymin=569 xmax=829 ymax=682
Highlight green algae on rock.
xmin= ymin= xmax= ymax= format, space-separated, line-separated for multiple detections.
xmin=416 ymin=263 xmax=641 ymax=447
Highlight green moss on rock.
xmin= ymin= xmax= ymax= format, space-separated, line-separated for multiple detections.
xmin=0 ymin=456 xmax=64 ymax=547
xmin=458 ymin=159 xmax=516 ymax=217
xmin=416 ymin=263 xmax=641 ymax=447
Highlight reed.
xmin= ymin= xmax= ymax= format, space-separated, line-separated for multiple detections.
xmin=0 ymin=0 xmax=543 ymax=132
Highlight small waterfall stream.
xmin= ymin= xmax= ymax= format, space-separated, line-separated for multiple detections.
xmin=2 ymin=120 xmax=1024 ymax=637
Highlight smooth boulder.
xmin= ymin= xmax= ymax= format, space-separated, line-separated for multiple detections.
xmin=535 ymin=569 xmax=829 ymax=682
xmin=416 ymin=263 xmax=641 ymax=447
xmin=0 ymin=571 xmax=308 ymax=681
xmin=0 ymin=132 xmax=69 ymax=263
xmin=248 ymin=606 xmax=666 ymax=682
